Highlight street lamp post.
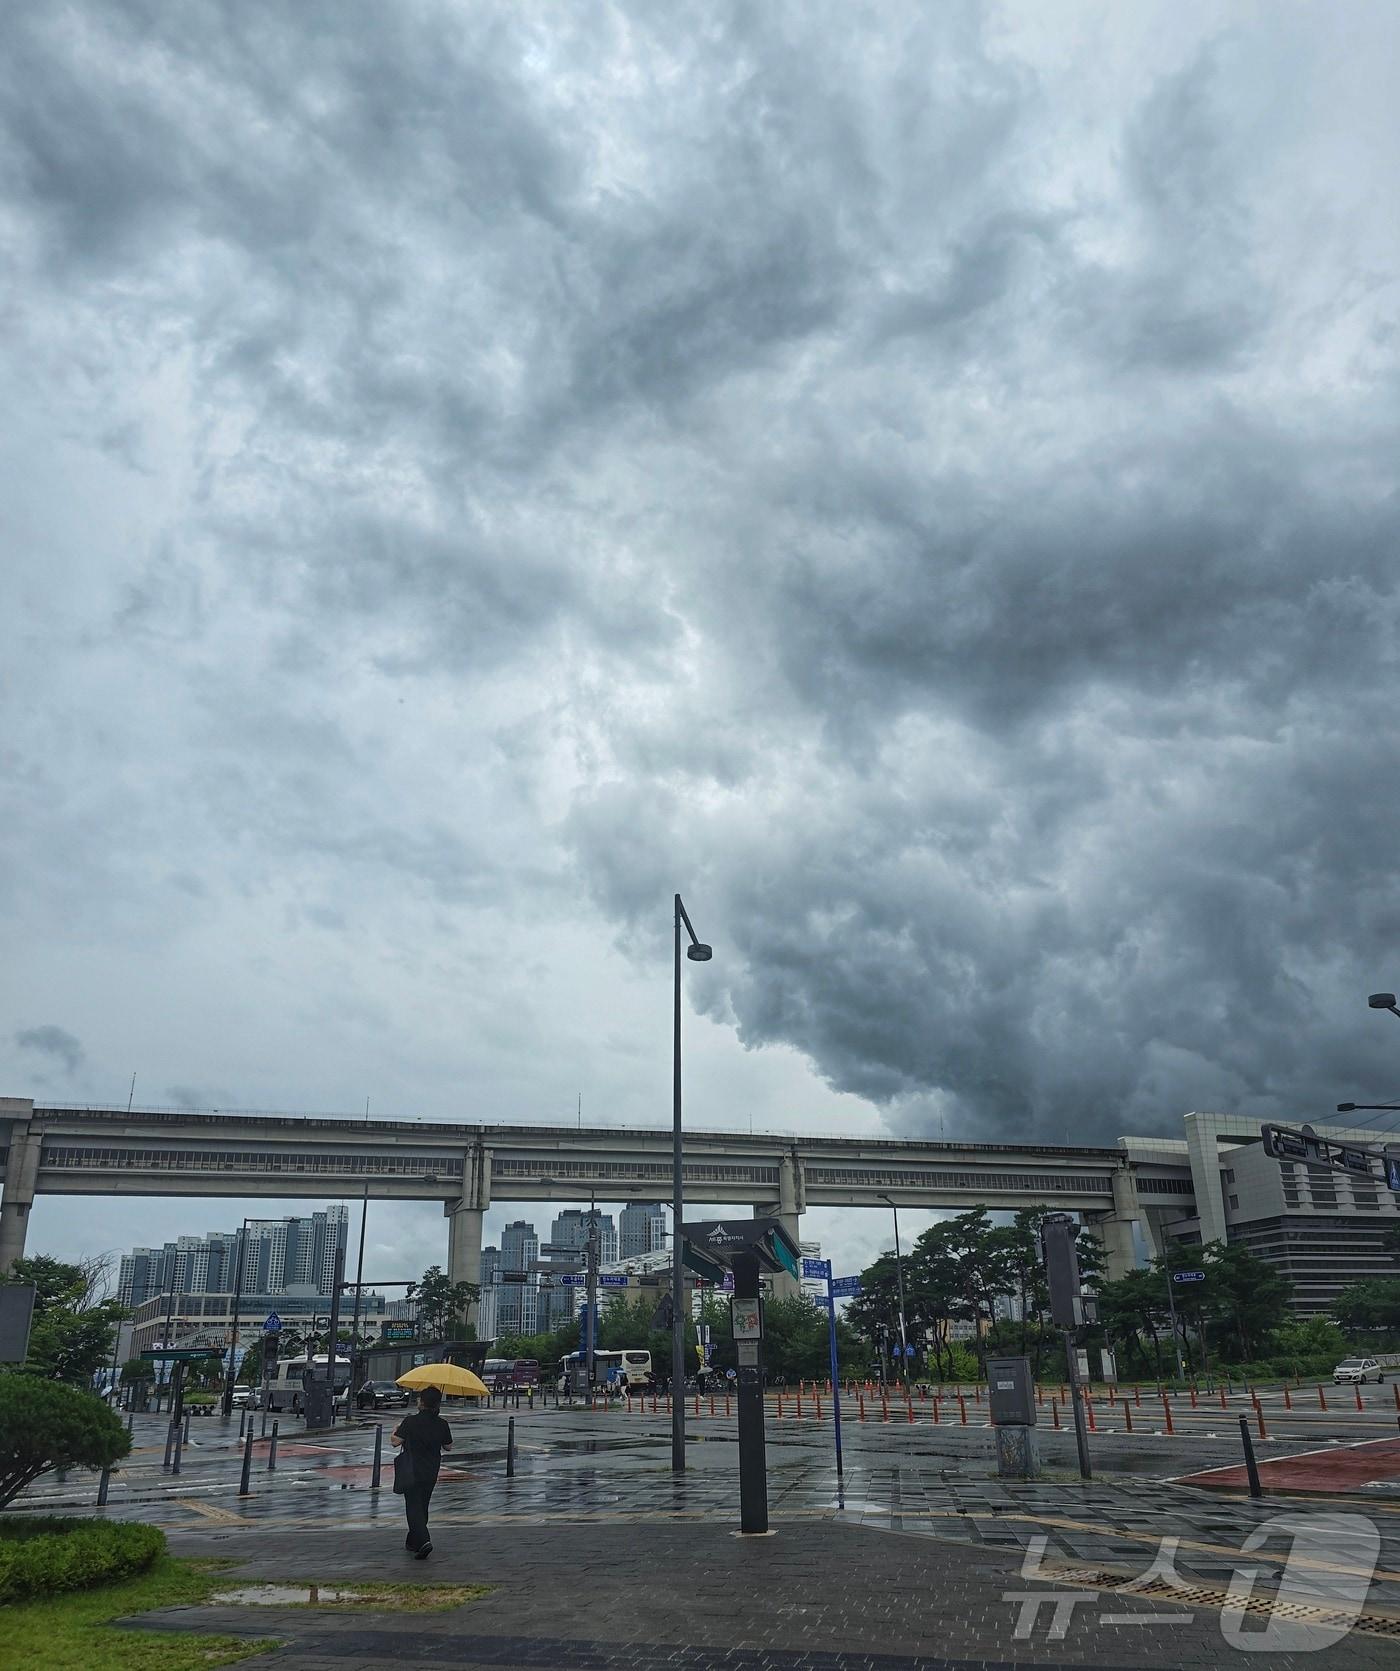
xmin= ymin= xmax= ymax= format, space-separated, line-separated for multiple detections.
xmin=673 ymin=892 xmax=713 ymax=1474
xmin=878 ymin=1194 xmax=910 ymax=1388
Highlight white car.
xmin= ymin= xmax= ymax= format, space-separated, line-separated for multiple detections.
xmin=1333 ymin=1355 xmax=1400 ymax=1384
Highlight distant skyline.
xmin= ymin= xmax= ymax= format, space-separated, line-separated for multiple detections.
xmin=5 ymin=3 xmax=1399 ymax=1286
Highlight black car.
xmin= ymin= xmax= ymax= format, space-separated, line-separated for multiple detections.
xmin=355 ymin=1380 xmax=409 ymax=1410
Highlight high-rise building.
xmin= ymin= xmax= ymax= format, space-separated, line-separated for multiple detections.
xmin=116 ymin=1208 xmax=349 ymax=1304
xmin=619 ymin=1201 xmax=667 ymax=1259
xmin=492 ymin=1220 xmax=540 ymax=1335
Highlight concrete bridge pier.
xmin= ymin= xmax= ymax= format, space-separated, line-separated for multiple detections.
xmin=446 ymin=1139 xmax=490 ymax=1327
xmin=1081 ymin=1164 xmax=1141 ymax=1282
xmin=0 ymin=1100 xmax=38 ymax=1275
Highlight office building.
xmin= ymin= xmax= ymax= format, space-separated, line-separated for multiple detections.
xmin=117 ymin=1208 xmax=349 ymax=1308
xmin=620 ymin=1201 xmax=667 ymax=1259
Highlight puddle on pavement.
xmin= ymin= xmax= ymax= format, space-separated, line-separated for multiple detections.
xmin=209 ymin=1577 xmax=372 ymax=1604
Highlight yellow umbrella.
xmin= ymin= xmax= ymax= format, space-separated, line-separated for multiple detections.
xmin=396 ymin=1362 xmax=489 ymax=1398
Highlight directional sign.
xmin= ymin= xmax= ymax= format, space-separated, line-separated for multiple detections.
xmin=802 ymin=1256 xmax=832 ymax=1279
xmin=1173 ymin=1271 xmax=1205 ymax=1284
xmin=560 ymin=1273 xmax=585 ymax=1286
xmin=598 ymin=1273 xmax=630 ymax=1287
xmin=141 ymin=1347 xmax=212 ymax=1362
xmin=262 ymin=1312 xmax=282 ymax=1334
xmin=1388 ymin=1152 xmax=1400 ymax=1193
xmin=831 ymin=1276 xmax=863 ymax=1298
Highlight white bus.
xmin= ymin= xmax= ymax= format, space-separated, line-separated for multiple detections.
xmin=262 ymin=1353 xmax=352 ymax=1413
xmin=558 ymin=1348 xmax=652 ymax=1392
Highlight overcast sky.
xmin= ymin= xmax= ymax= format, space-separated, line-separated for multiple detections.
xmin=4 ymin=1 xmax=1400 ymax=1284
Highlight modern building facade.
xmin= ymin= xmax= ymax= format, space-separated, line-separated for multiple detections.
xmin=117 ymin=1208 xmax=350 ymax=1309
xmin=619 ymin=1201 xmax=667 ymax=1259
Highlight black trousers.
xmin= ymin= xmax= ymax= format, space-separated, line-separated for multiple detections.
xmin=402 ymin=1476 xmax=437 ymax=1550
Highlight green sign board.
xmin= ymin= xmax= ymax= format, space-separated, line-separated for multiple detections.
xmin=140 ymin=1348 xmax=214 ymax=1362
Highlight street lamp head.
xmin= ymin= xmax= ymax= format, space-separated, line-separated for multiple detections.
xmin=687 ymin=942 xmax=713 ymax=962
xmin=1337 ymin=1103 xmax=1357 ymax=1113
xmin=1369 ymin=993 xmax=1397 ymax=1009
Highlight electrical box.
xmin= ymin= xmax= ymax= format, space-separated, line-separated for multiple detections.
xmin=986 ymin=1356 xmax=1037 ymax=1427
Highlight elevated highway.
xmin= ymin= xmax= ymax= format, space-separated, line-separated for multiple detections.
xmin=0 ymin=1096 xmax=1198 ymax=1300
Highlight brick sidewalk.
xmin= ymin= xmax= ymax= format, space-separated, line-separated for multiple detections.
xmin=132 ymin=1508 xmax=1400 ymax=1669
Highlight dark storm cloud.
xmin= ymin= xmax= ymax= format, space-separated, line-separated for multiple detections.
xmin=3 ymin=1 xmax=1398 ymax=1151
xmin=16 ymin=1026 xmax=85 ymax=1075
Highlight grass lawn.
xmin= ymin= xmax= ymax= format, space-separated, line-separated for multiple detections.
xmin=1 ymin=1555 xmax=276 ymax=1671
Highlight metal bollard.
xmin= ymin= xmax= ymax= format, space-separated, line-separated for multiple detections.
xmin=268 ymin=1420 xmax=279 ymax=1471
xmin=96 ymin=1467 xmax=111 ymax=1507
xmin=261 ymin=1405 xmax=269 ymax=1437
xmin=506 ymin=1415 xmax=516 ymax=1478
xmin=127 ymin=1410 xmax=134 ymax=1434
xmin=1238 ymin=1414 xmax=1263 ymax=1499
xmin=171 ymin=1421 xmax=183 ymax=1477
xmin=163 ymin=1421 xmax=176 ymax=1473
xmin=183 ymin=1412 xmax=191 ymax=1447
xmin=239 ymin=1407 xmax=247 ymax=1438
xmin=372 ymin=1423 xmax=383 ymax=1490
xmin=239 ymin=1429 xmax=254 ymax=1496
xmin=528 ymin=1387 xmax=534 ymax=1411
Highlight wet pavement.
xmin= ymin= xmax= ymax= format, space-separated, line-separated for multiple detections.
xmin=21 ymin=1397 xmax=1400 ymax=1666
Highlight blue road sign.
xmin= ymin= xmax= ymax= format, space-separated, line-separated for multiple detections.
xmin=560 ymin=1273 xmax=584 ymax=1286
xmin=263 ymin=1312 xmax=282 ymax=1333
xmin=802 ymin=1256 xmax=831 ymax=1279
xmin=903 ymin=1343 xmax=916 ymax=1357
xmin=1172 ymin=1271 xmax=1205 ymax=1284
xmin=599 ymin=1273 xmax=630 ymax=1287
xmin=1388 ymin=1155 xmax=1400 ymax=1192
xmin=830 ymin=1275 xmax=863 ymax=1297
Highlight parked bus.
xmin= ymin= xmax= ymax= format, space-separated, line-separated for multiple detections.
xmin=262 ymin=1353 xmax=351 ymax=1413
xmin=558 ymin=1348 xmax=652 ymax=1392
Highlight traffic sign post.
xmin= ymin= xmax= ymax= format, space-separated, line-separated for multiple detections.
xmin=804 ymin=1256 xmax=844 ymax=1480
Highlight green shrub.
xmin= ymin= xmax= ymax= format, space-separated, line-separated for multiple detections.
xmin=0 ymin=1374 xmax=130 ymax=1509
xmin=0 ymin=1517 xmax=164 ymax=1604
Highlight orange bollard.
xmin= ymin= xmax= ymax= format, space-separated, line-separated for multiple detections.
xmin=1052 ymin=1400 xmax=1061 ymax=1429
xmin=777 ymin=1393 xmax=784 ymax=1420
xmin=1085 ymin=1394 xmax=1097 ymax=1433
xmin=906 ymin=1396 xmax=915 ymax=1424
xmin=1134 ymin=1384 xmax=1141 ymax=1407
xmin=1356 ymin=1384 xmax=1365 ymax=1413
xmin=1123 ymin=1401 xmax=1133 ymax=1433
xmin=1318 ymin=1385 xmax=1328 ymax=1411
xmin=1393 ymin=1383 xmax=1400 ymax=1412
xmin=1220 ymin=1387 xmax=1228 ymax=1410
xmin=1283 ymin=1386 xmax=1292 ymax=1410
xmin=974 ymin=1384 xmax=982 ymax=1403
xmin=796 ymin=1389 xmax=804 ymax=1420
xmin=816 ymin=1393 xmax=823 ymax=1422
xmin=1059 ymin=1383 xmax=1067 ymax=1402
xmin=932 ymin=1396 xmax=940 ymax=1424
xmin=1257 ymin=1405 xmax=1268 ymax=1441
xmin=710 ymin=1393 xmax=716 ymax=1418
xmin=726 ymin=1393 xmax=732 ymax=1418
xmin=1162 ymin=1396 xmax=1174 ymax=1435
xmin=858 ymin=1392 xmax=866 ymax=1422
xmin=958 ymin=1394 xmax=968 ymax=1424
xmin=1190 ymin=1387 xmax=1198 ymax=1408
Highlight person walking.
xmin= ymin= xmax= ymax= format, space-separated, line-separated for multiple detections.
xmin=391 ymin=1386 xmax=453 ymax=1558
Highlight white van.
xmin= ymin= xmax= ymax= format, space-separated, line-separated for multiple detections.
xmin=263 ymin=1353 xmax=351 ymax=1412
xmin=1332 ymin=1354 xmax=1400 ymax=1384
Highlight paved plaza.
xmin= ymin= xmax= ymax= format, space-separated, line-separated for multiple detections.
xmin=15 ymin=1394 xmax=1400 ymax=1667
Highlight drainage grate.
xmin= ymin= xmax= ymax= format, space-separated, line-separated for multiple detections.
xmin=1048 ymin=1566 xmax=1400 ymax=1639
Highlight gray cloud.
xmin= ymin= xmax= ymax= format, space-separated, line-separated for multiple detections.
xmin=16 ymin=1026 xmax=85 ymax=1075
xmin=2 ymin=0 xmax=1399 ymax=1240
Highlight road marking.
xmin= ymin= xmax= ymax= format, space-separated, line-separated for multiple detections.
xmin=174 ymin=1498 xmax=246 ymax=1524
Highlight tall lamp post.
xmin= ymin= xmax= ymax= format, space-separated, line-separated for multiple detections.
xmin=673 ymin=892 xmax=712 ymax=1473
xmin=878 ymin=1194 xmax=910 ymax=1388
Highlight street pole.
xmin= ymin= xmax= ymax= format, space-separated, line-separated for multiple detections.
xmin=1164 ymin=1267 xmax=1186 ymax=1382
xmin=824 ymin=1263 xmax=844 ymax=1480
xmin=882 ymin=1195 xmax=910 ymax=1389
xmin=349 ymin=1180 xmax=369 ymax=1399
xmin=672 ymin=894 xmax=685 ymax=1471
xmin=585 ymin=1194 xmax=598 ymax=1389
xmin=323 ymin=1243 xmax=345 ymax=1423
xmin=222 ymin=1225 xmax=247 ymax=1418
xmin=1063 ymin=1328 xmax=1092 ymax=1480
xmin=671 ymin=892 xmax=713 ymax=1475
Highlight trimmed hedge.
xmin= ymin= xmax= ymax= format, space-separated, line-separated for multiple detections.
xmin=0 ymin=1516 xmax=165 ymax=1605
